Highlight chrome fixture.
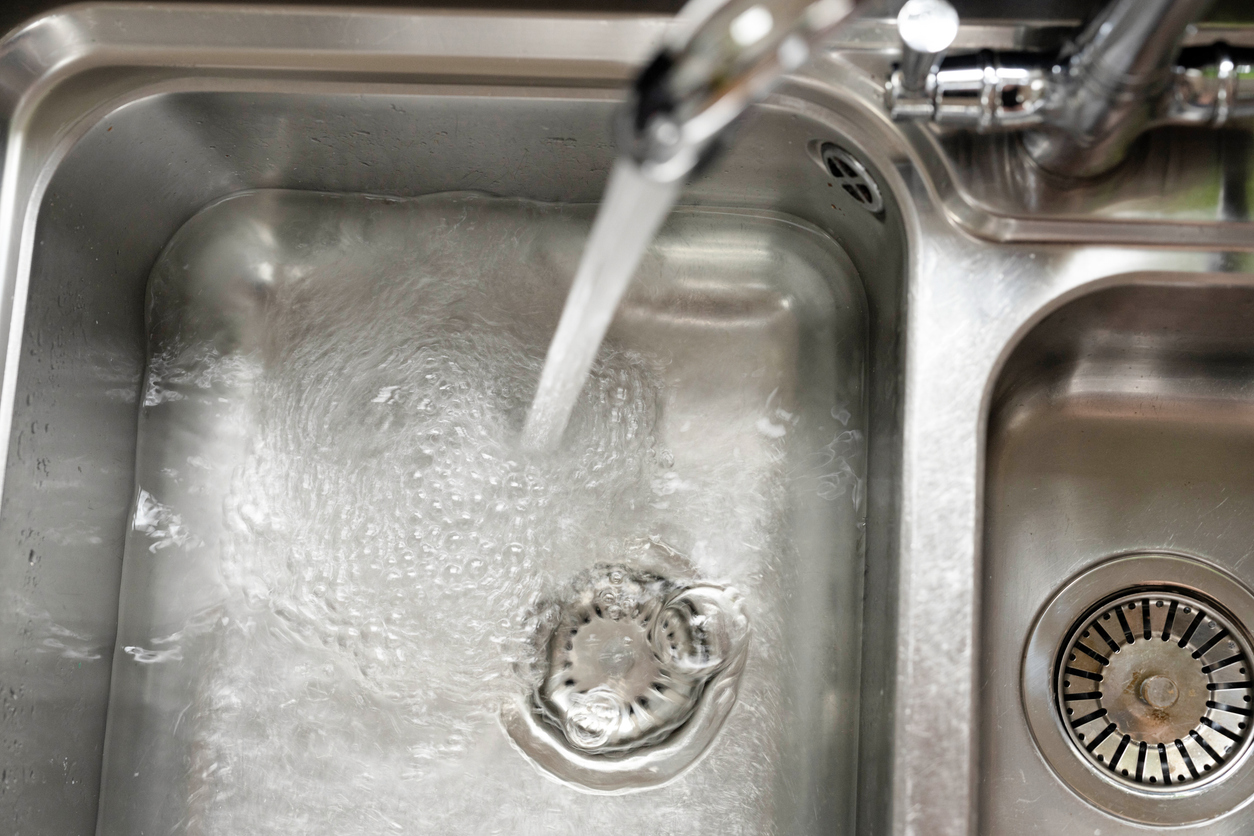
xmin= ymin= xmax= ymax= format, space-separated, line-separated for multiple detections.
xmin=503 ymin=564 xmax=750 ymax=791
xmin=888 ymin=0 xmax=960 ymax=119
xmin=1056 ymin=589 xmax=1253 ymax=792
xmin=621 ymin=0 xmax=857 ymax=182
xmin=887 ymin=0 xmax=1254 ymax=177
xmin=1024 ymin=555 xmax=1254 ymax=825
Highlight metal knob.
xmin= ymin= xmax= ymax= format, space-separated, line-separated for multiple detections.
xmin=891 ymin=0 xmax=959 ymax=113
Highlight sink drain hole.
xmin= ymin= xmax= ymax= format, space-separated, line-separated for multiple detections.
xmin=1025 ymin=554 xmax=1254 ymax=824
xmin=1058 ymin=588 xmax=1254 ymax=791
xmin=502 ymin=562 xmax=749 ymax=791
xmin=538 ymin=566 xmax=727 ymax=753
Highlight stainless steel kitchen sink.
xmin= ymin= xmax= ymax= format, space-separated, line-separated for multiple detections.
xmin=984 ymin=283 xmax=1254 ymax=833
xmin=0 ymin=5 xmax=908 ymax=835
xmin=101 ymin=187 xmax=871 ymax=833
xmin=3 ymin=3 xmax=1254 ymax=836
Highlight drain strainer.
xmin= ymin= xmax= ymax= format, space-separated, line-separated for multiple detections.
xmin=820 ymin=143 xmax=884 ymax=214
xmin=539 ymin=567 xmax=720 ymax=752
xmin=502 ymin=563 xmax=749 ymax=792
xmin=1025 ymin=553 xmax=1254 ymax=825
xmin=1058 ymin=590 xmax=1253 ymax=789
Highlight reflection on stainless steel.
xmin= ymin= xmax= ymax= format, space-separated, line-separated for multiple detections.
xmin=3 ymin=3 xmax=1254 ymax=836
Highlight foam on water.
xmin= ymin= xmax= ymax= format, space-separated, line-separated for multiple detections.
xmin=127 ymin=196 xmax=808 ymax=834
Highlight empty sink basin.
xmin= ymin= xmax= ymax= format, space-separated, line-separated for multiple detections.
xmin=983 ymin=283 xmax=1254 ymax=834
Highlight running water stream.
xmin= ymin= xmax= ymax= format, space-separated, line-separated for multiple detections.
xmin=520 ymin=159 xmax=679 ymax=450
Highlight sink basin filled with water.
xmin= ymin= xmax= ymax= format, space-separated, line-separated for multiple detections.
xmin=96 ymin=189 xmax=868 ymax=833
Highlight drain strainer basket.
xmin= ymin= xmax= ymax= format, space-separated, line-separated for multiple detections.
xmin=1025 ymin=553 xmax=1254 ymax=825
xmin=502 ymin=564 xmax=749 ymax=792
xmin=1058 ymin=590 xmax=1253 ymax=788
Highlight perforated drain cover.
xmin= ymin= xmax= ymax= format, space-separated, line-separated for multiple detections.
xmin=1024 ymin=553 xmax=1254 ymax=825
xmin=1058 ymin=590 xmax=1254 ymax=789
xmin=820 ymin=143 xmax=884 ymax=214
xmin=502 ymin=563 xmax=749 ymax=792
xmin=540 ymin=567 xmax=707 ymax=752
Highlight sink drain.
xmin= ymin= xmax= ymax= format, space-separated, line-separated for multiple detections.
xmin=1025 ymin=554 xmax=1254 ymax=825
xmin=812 ymin=142 xmax=885 ymax=214
xmin=1058 ymin=590 xmax=1253 ymax=789
xmin=502 ymin=563 xmax=749 ymax=792
xmin=538 ymin=566 xmax=722 ymax=753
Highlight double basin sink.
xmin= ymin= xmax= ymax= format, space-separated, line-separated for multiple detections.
xmin=2 ymin=4 xmax=1254 ymax=835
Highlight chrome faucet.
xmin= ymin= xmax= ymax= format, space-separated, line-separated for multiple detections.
xmin=888 ymin=0 xmax=1252 ymax=178
xmin=625 ymin=0 xmax=1246 ymax=184
xmin=621 ymin=0 xmax=857 ymax=183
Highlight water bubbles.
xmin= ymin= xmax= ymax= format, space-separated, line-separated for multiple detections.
xmin=563 ymin=689 xmax=622 ymax=749
xmin=118 ymin=194 xmax=814 ymax=835
xmin=183 ymin=218 xmax=704 ymax=829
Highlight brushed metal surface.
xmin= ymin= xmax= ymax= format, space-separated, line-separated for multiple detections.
xmin=1023 ymin=556 xmax=1254 ymax=824
xmin=3 ymin=4 xmax=1254 ymax=836
xmin=985 ymin=285 xmax=1254 ymax=834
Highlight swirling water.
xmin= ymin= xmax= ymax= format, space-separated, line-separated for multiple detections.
xmin=101 ymin=192 xmax=860 ymax=835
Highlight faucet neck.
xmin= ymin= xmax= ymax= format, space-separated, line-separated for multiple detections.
xmin=887 ymin=0 xmax=1224 ymax=179
xmin=1066 ymin=0 xmax=1211 ymax=91
xmin=1024 ymin=0 xmax=1215 ymax=177
xmin=621 ymin=0 xmax=857 ymax=183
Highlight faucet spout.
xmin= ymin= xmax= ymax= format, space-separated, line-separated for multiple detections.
xmin=620 ymin=0 xmax=857 ymax=183
xmin=1023 ymin=0 xmax=1215 ymax=177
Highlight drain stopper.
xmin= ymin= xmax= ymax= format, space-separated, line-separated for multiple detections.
xmin=1058 ymin=589 xmax=1254 ymax=790
xmin=504 ymin=561 xmax=749 ymax=791
xmin=534 ymin=564 xmax=747 ymax=755
xmin=1140 ymin=675 xmax=1178 ymax=709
